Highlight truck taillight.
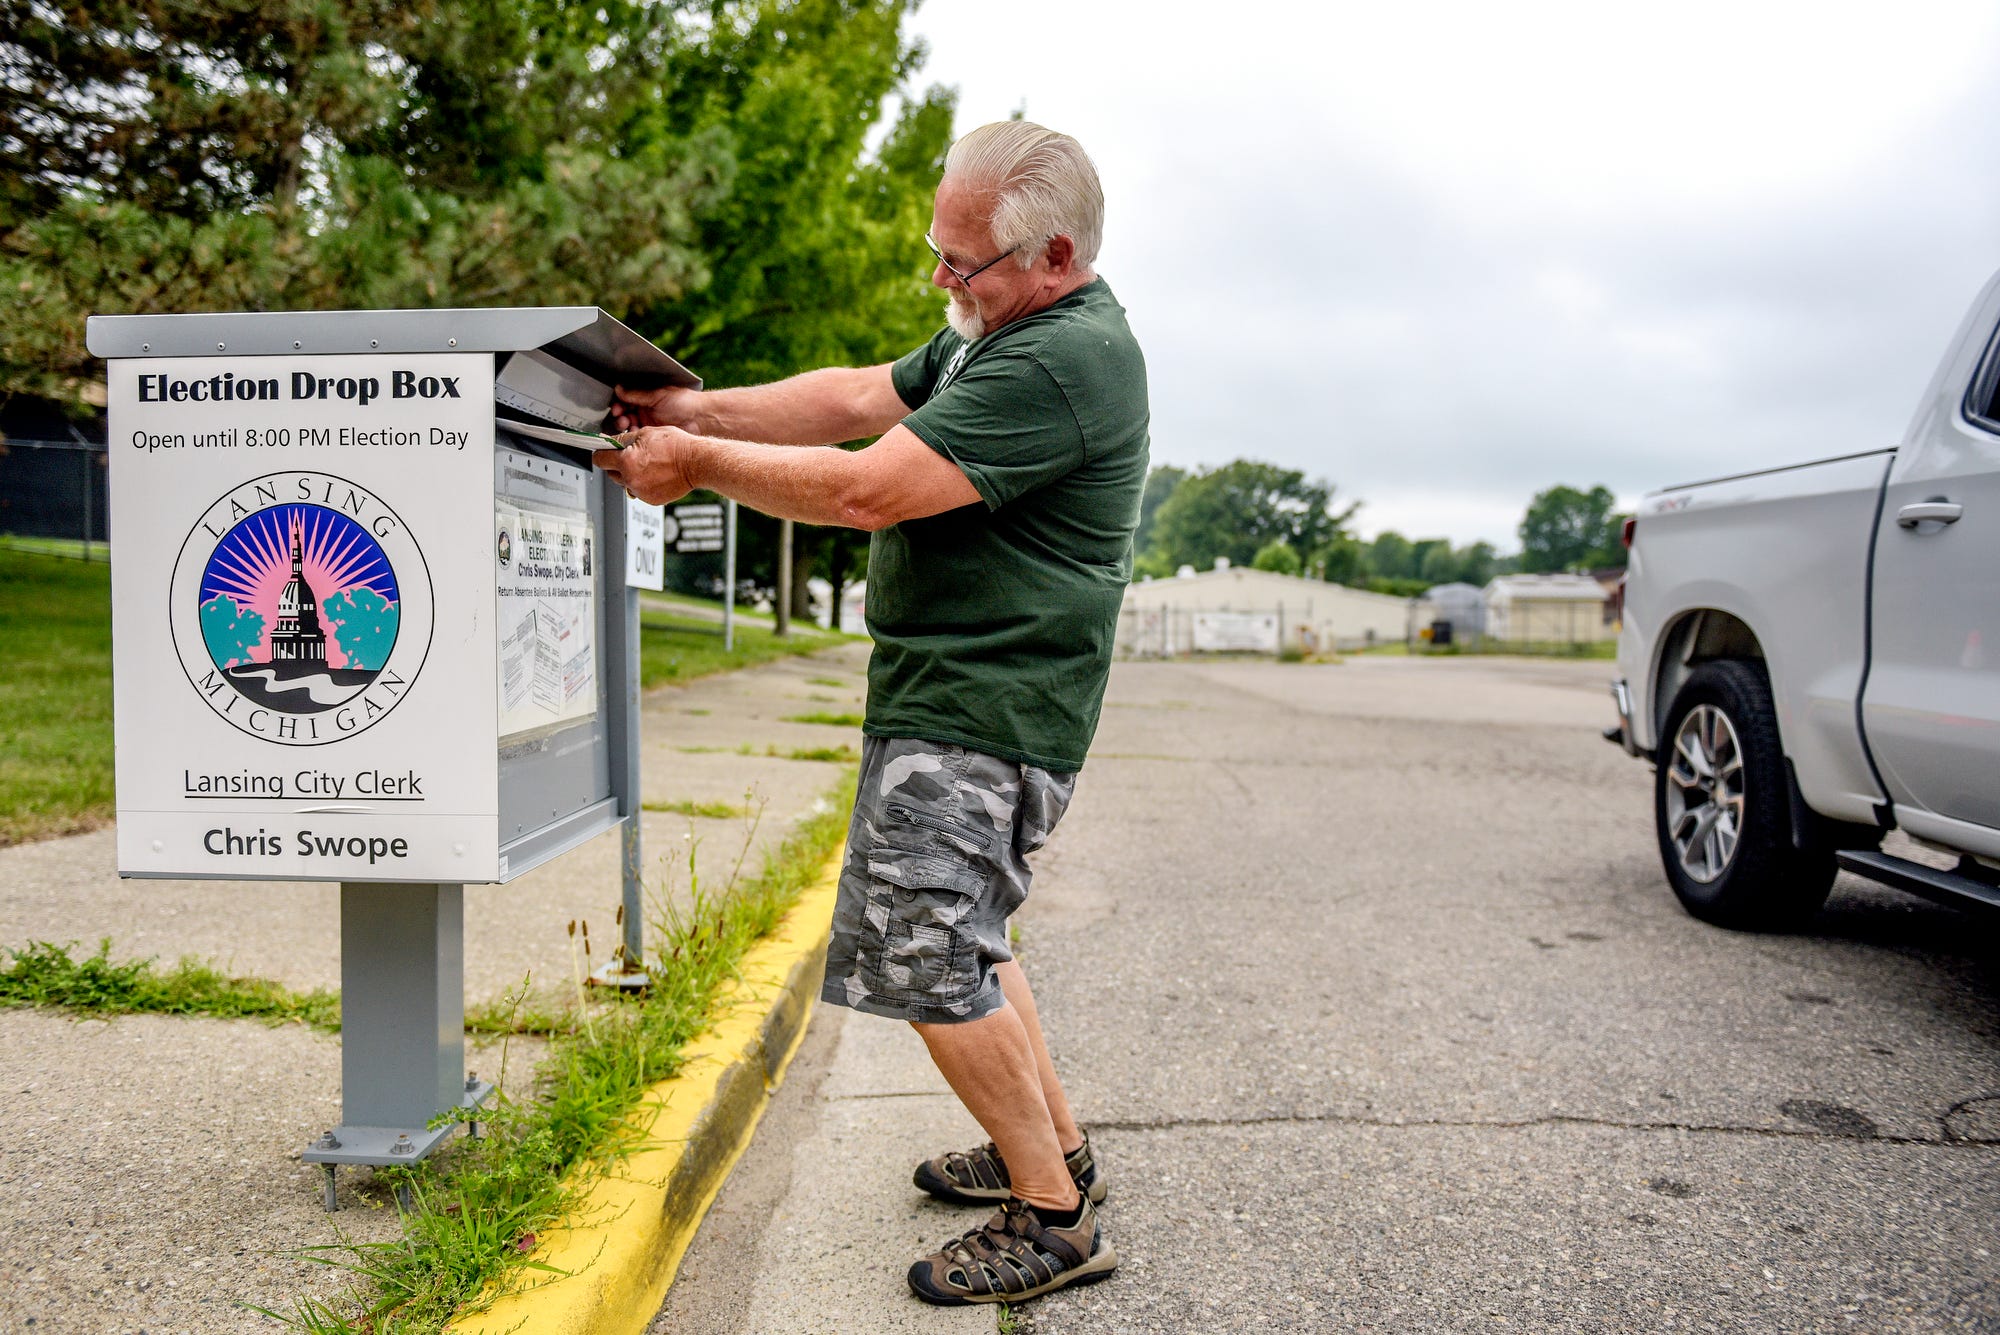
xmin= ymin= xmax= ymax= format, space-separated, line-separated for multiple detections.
xmin=1621 ymin=517 xmax=1636 ymax=549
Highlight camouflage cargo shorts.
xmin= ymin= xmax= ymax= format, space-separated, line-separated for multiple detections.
xmin=822 ymin=736 xmax=1077 ymax=1024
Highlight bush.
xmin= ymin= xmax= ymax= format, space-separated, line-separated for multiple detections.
xmin=1252 ymin=541 xmax=1302 ymax=576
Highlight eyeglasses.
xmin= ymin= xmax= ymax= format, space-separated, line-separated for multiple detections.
xmin=925 ymin=232 xmax=1019 ymax=287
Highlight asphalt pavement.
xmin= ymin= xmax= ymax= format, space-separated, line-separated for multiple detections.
xmin=652 ymin=653 xmax=2000 ymax=1333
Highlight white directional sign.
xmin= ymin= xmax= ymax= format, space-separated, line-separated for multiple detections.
xmin=625 ymin=496 xmax=665 ymax=590
xmin=108 ymin=353 xmax=501 ymax=882
xmin=668 ymin=502 xmax=725 ymax=554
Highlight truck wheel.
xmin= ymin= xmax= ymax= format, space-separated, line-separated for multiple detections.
xmin=1654 ymin=660 xmax=1835 ymax=930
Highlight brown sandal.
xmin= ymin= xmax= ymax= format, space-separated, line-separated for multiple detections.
xmin=907 ymin=1197 xmax=1118 ymax=1305
xmin=913 ymin=1130 xmax=1107 ymax=1206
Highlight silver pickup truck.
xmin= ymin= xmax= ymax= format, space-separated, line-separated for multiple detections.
xmin=1610 ymin=268 xmax=2000 ymax=929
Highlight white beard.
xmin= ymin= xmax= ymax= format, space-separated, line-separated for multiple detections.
xmin=945 ymin=294 xmax=986 ymax=341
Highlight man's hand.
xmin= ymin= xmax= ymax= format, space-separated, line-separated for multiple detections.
xmin=595 ymin=427 xmax=699 ymax=505
xmin=609 ymin=384 xmax=701 ymax=434
xmin=594 ymin=421 xmax=978 ymax=529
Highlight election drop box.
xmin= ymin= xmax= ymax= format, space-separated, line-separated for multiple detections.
xmin=86 ymin=307 xmax=694 ymax=883
xmin=85 ymin=307 xmax=695 ymax=1197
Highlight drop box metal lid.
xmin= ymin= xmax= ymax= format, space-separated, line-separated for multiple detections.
xmin=85 ymin=306 xmax=698 ymax=389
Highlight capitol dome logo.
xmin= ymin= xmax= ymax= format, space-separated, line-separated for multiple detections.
xmin=170 ymin=472 xmax=433 ymax=745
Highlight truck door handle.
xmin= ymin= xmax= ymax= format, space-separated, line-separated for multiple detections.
xmin=1896 ymin=500 xmax=1963 ymax=529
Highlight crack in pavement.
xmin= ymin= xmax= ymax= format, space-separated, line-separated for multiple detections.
xmin=1086 ymin=1108 xmax=2000 ymax=1147
xmin=823 ymin=1094 xmax=2000 ymax=1144
xmin=828 ymin=1089 xmax=959 ymax=1101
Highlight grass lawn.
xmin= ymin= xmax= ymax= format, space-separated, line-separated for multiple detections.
xmin=639 ymin=588 xmax=783 ymax=625
xmin=0 ymin=548 xmax=114 ymax=845
xmin=639 ymin=608 xmax=854 ymax=687
xmin=0 ymin=553 xmax=851 ymax=847
xmin=0 ymin=534 xmax=110 ymax=562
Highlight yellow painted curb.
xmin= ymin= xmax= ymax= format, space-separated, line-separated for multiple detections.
xmin=452 ymin=856 xmax=842 ymax=1335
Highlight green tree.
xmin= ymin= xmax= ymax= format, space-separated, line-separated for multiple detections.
xmin=1145 ymin=460 xmax=1354 ymax=574
xmin=1366 ymin=531 xmax=1415 ymax=580
xmin=1518 ymin=484 xmax=1627 ymax=573
xmin=1 ymin=0 xmax=731 ymax=403
xmin=1 ymin=0 xmax=417 ymax=225
xmin=1313 ymin=533 xmax=1366 ymax=584
xmin=1417 ymin=538 xmax=1497 ymax=587
xmin=1407 ymin=538 xmax=1445 ymax=580
xmin=2 ymin=0 xmax=947 ymax=415
xmin=637 ymin=2 xmax=953 ymax=386
xmin=630 ymin=0 xmax=956 ymax=612
xmin=1135 ymin=464 xmax=1186 ymax=554
xmin=1251 ymin=540 xmax=1301 ymax=576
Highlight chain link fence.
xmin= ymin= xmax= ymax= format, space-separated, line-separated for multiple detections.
xmin=1415 ymin=595 xmax=1616 ymax=657
xmin=0 ymin=437 xmax=110 ymax=561
xmin=1119 ymin=592 xmax=1619 ymax=660
xmin=1117 ymin=603 xmax=1399 ymax=659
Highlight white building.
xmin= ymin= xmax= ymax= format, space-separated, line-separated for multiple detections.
xmin=1483 ymin=573 xmax=1613 ymax=643
xmin=1413 ymin=582 xmax=1487 ymax=645
xmin=1119 ymin=565 xmax=1412 ymax=656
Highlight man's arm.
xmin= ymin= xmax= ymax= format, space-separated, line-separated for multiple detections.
xmin=594 ymin=423 xmax=981 ymax=531
xmin=611 ymin=364 xmax=910 ymax=447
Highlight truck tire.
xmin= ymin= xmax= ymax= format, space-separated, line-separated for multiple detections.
xmin=1653 ymin=660 xmax=1835 ymax=930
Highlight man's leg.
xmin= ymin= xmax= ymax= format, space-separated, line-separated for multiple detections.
xmin=914 ymin=1000 xmax=1079 ymax=1212
xmin=993 ymin=958 xmax=1084 ymax=1156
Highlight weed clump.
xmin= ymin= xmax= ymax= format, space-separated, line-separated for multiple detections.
xmin=641 ymin=798 xmax=748 ymax=820
xmin=0 ymin=940 xmax=341 ymax=1031
xmin=781 ymin=711 xmax=865 ymax=728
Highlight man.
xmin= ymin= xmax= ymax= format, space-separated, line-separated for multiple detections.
xmin=597 ymin=120 xmax=1147 ymax=1306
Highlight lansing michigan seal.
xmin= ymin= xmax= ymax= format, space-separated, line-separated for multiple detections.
xmin=170 ymin=472 xmax=433 ymax=745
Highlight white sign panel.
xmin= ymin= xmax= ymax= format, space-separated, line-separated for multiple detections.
xmin=494 ymin=447 xmax=597 ymax=740
xmin=625 ymin=496 xmax=665 ymax=591
xmin=667 ymin=501 xmax=725 ymax=553
xmin=1191 ymin=611 xmax=1280 ymax=653
xmin=108 ymin=353 xmax=500 ymax=882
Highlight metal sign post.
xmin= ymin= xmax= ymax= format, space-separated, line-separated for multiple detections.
xmin=608 ymin=493 xmax=660 ymax=983
xmin=619 ymin=582 xmax=645 ymax=974
xmin=313 ymin=883 xmax=489 ymax=1208
xmin=723 ymin=498 xmax=738 ymax=652
xmin=776 ymin=518 xmax=792 ymax=636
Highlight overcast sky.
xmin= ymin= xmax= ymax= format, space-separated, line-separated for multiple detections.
xmin=904 ymin=0 xmax=2000 ymax=548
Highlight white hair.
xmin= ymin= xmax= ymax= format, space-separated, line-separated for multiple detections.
xmin=943 ymin=121 xmax=1104 ymax=271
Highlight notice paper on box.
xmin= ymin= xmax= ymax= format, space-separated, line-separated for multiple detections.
xmin=494 ymin=448 xmax=597 ymax=739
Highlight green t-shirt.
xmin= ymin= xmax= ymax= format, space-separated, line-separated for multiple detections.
xmin=869 ymin=278 xmax=1150 ymax=772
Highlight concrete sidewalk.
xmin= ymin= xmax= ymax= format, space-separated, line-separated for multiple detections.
xmin=0 ymin=641 xmax=868 ymax=1335
xmin=647 ymin=1004 xmax=993 ymax=1335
